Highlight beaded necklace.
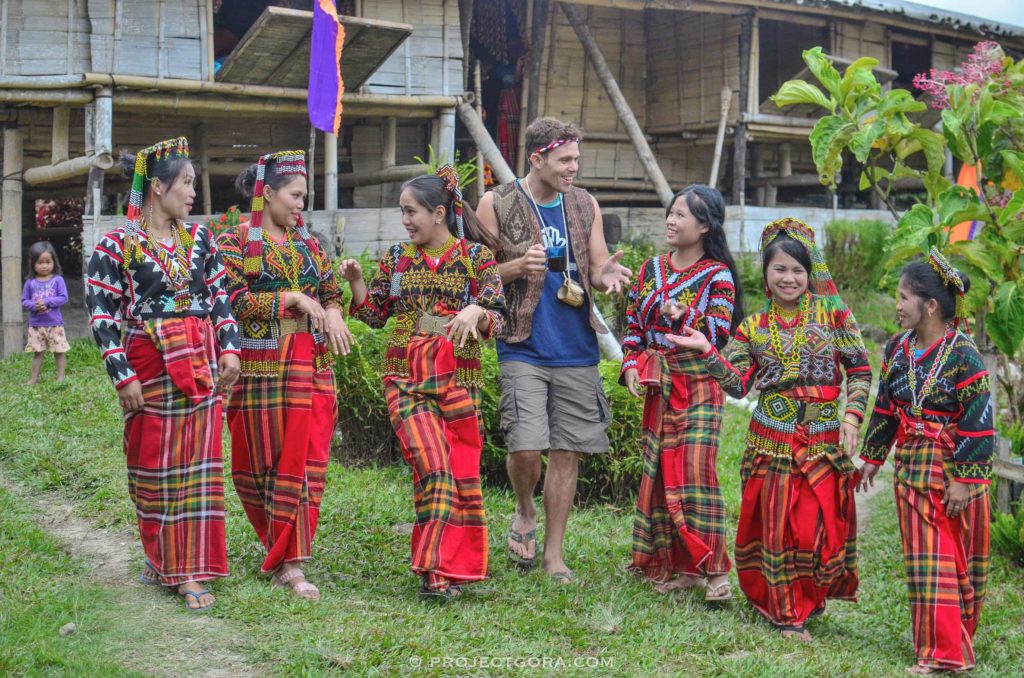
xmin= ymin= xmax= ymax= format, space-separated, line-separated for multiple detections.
xmin=768 ymin=293 xmax=810 ymax=379
xmin=420 ymin=234 xmax=457 ymax=260
xmin=143 ymin=220 xmax=195 ymax=312
xmin=905 ymin=329 xmax=956 ymax=431
xmin=264 ymin=228 xmax=304 ymax=290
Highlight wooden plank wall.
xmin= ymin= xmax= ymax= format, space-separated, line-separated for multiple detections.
xmin=534 ymin=4 xmax=647 ymax=182
xmin=833 ymin=20 xmax=890 ymax=68
xmin=645 ymin=10 xmax=742 ymax=132
xmin=87 ymin=0 xmax=208 ymax=79
xmin=0 ymin=0 xmax=92 ymax=76
xmin=350 ymin=120 xmax=429 ymax=207
xmin=360 ymin=0 xmax=463 ymax=96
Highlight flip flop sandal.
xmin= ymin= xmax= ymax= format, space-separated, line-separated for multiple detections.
xmin=704 ymin=582 xmax=733 ymax=602
xmin=180 ymin=589 xmax=214 ymax=613
xmin=139 ymin=560 xmax=160 ymax=586
xmin=507 ymin=526 xmax=537 ymax=570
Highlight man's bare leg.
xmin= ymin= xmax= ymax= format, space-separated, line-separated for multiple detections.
xmin=542 ymin=450 xmax=579 ymax=576
xmin=506 ymin=450 xmax=542 ymax=561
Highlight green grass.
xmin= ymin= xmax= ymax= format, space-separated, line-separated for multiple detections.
xmin=0 ymin=487 xmax=146 ymax=677
xmin=2 ymin=342 xmax=1023 ymax=676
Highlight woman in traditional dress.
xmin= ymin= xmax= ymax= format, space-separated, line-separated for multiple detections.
xmin=621 ymin=184 xmax=743 ymax=602
xmin=86 ymin=137 xmax=241 ymax=612
xmin=859 ymin=249 xmax=992 ymax=674
xmin=666 ymin=217 xmax=871 ymax=640
xmin=218 ymin=150 xmax=353 ymax=601
xmin=341 ymin=167 xmax=505 ymax=600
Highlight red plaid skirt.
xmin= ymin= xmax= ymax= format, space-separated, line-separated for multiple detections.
xmin=228 ymin=332 xmax=336 ymax=573
xmin=385 ymin=335 xmax=488 ymax=589
xmin=630 ymin=350 xmax=731 ymax=581
xmin=122 ymin=317 xmax=227 ymax=586
xmin=736 ymin=424 xmax=858 ymax=627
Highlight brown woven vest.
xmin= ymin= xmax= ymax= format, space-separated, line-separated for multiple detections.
xmin=491 ymin=181 xmax=606 ymax=343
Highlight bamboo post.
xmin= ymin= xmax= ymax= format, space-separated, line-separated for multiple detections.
xmin=527 ymin=0 xmax=550 ymax=124
xmin=456 ymin=102 xmax=516 ymax=184
xmin=709 ymin=86 xmax=732 ymax=189
xmin=437 ymin=107 xmax=457 ymax=163
xmin=195 ymin=123 xmax=212 ymax=215
xmin=325 ymin=132 xmax=338 ymax=210
xmin=515 ymin=0 xmax=535 ymax=177
xmin=51 ymin=106 xmax=70 ymax=164
xmin=560 ymin=3 xmax=674 ymax=207
xmin=382 ymin=118 xmax=397 ymax=168
xmin=732 ymin=12 xmax=753 ymax=206
xmin=473 ymin=60 xmax=485 ymax=202
xmin=2 ymin=124 xmax=24 ymax=357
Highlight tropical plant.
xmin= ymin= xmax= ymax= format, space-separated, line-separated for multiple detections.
xmin=413 ymin=144 xmax=478 ymax=189
xmin=771 ymin=42 xmax=1024 ymax=429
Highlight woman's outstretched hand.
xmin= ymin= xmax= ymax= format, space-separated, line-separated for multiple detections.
xmin=664 ymin=326 xmax=712 ymax=355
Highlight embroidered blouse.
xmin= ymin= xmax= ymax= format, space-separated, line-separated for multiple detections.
xmin=700 ymin=293 xmax=873 ymax=460
xmin=217 ymin=226 xmax=343 ymax=376
xmin=620 ymin=255 xmax=736 ymax=379
xmin=87 ymin=223 xmax=240 ymax=388
xmin=349 ymin=239 xmax=506 ymax=388
xmin=861 ymin=330 xmax=993 ymax=483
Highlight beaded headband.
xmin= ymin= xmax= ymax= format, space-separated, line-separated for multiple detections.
xmin=532 ymin=137 xmax=580 ymax=156
xmin=927 ymin=246 xmax=968 ymax=328
xmin=124 ymin=136 xmax=191 ymax=265
xmin=243 ymin=150 xmax=317 ymax=278
xmin=435 ymin=164 xmax=464 ymax=239
xmin=759 ymin=217 xmax=841 ymax=306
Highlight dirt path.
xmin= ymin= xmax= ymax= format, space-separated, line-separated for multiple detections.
xmin=853 ymin=467 xmax=892 ymax=525
xmin=0 ymin=471 xmax=262 ymax=678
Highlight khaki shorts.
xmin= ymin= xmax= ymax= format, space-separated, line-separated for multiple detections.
xmin=499 ymin=360 xmax=611 ymax=454
xmin=25 ymin=325 xmax=70 ymax=354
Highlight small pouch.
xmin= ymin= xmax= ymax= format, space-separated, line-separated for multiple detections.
xmin=556 ymin=276 xmax=585 ymax=308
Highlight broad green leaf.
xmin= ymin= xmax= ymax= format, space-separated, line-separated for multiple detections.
xmin=950 ymin=239 xmax=1002 ymax=280
xmin=908 ymin=128 xmax=946 ymax=178
xmin=998 ymin=189 xmax=1024 ymax=225
xmin=840 ymin=56 xmax=880 ymax=101
xmin=985 ymin=282 xmax=1024 ymax=357
xmin=877 ymin=89 xmax=927 ymax=117
xmin=809 ymin=115 xmax=855 ymax=187
xmin=937 ymin=184 xmax=989 ymax=226
xmin=771 ymin=80 xmax=835 ymax=111
xmin=849 ymin=119 xmax=885 ymax=163
xmin=803 ymin=47 xmax=842 ymax=100
xmin=1001 ymin=151 xmax=1024 ymax=185
xmin=893 ymin=203 xmax=937 ymax=245
xmin=941 ymin=108 xmax=974 ymax=162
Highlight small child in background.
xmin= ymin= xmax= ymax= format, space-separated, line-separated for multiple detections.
xmin=22 ymin=241 xmax=70 ymax=384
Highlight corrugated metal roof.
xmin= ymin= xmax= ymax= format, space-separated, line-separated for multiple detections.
xmin=768 ymin=0 xmax=1024 ymax=39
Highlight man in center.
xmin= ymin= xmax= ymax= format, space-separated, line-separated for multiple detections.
xmin=477 ymin=117 xmax=632 ymax=580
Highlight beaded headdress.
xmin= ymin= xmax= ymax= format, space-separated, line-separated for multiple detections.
xmin=926 ymin=246 xmax=968 ymax=328
xmin=759 ymin=217 xmax=841 ymax=307
xmin=435 ymin=164 xmax=464 ymax=239
xmin=532 ymin=137 xmax=580 ymax=156
xmin=243 ymin=150 xmax=317 ymax=278
xmin=123 ymin=136 xmax=190 ymax=262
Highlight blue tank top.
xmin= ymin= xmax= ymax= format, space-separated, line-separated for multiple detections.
xmin=497 ymin=191 xmax=600 ymax=367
